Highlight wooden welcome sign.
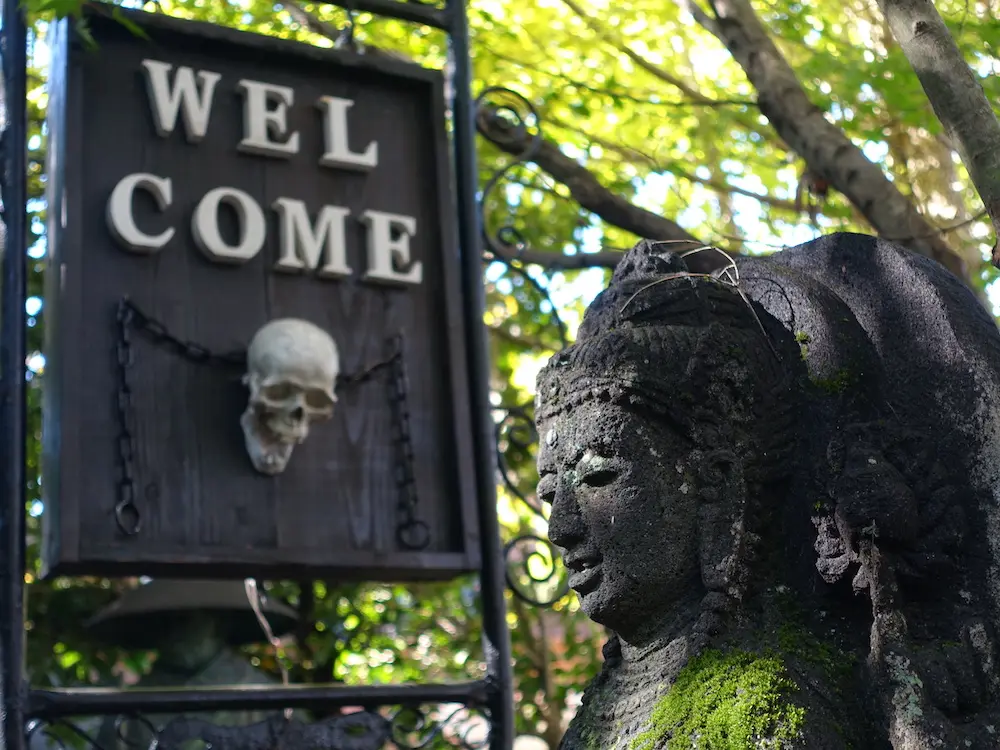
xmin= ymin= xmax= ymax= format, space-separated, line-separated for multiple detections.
xmin=41 ymin=7 xmax=481 ymax=580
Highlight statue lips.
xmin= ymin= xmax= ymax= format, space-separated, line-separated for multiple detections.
xmin=565 ymin=552 xmax=603 ymax=595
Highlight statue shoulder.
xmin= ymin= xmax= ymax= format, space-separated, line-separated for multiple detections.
xmin=558 ymin=646 xmax=867 ymax=750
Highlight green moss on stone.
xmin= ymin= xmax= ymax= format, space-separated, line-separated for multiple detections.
xmin=811 ymin=367 xmax=854 ymax=395
xmin=776 ymin=622 xmax=855 ymax=689
xmin=794 ymin=331 xmax=811 ymax=361
xmin=630 ymin=649 xmax=805 ymax=750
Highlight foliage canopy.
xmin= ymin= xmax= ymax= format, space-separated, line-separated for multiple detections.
xmin=13 ymin=0 xmax=1000 ymax=745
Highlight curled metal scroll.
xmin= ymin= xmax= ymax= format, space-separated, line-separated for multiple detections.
xmin=390 ymin=704 xmax=490 ymax=749
xmin=495 ymin=405 xmax=570 ymax=605
xmin=474 ymin=86 xmax=568 ymax=347
xmin=476 ymin=88 xmax=572 ymax=607
xmin=494 ymin=405 xmax=544 ymax=519
xmin=474 ymin=86 xmax=542 ymax=262
xmin=26 ymin=717 xmax=107 ymax=750
xmin=23 ymin=704 xmax=490 ymax=750
xmin=503 ymin=534 xmax=569 ymax=607
xmin=494 ymin=403 xmax=570 ymax=608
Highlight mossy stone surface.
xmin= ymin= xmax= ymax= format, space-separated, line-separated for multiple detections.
xmin=629 ymin=649 xmax=805 ymax=750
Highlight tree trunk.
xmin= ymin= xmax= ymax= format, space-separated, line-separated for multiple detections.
xmin=873 ymin=0 xmax=1000 ymax=266
xmin=694 ymin=0 xmax=967 ymax=279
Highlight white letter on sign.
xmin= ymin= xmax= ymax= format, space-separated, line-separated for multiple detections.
xmin=361 ymin=210 xmax=422 ymax=286
xmin=272 ymin=198 xmax=352 ymax=278
xmin=141 ymin=60 xmax=221 ymax=143
xmin=316 ymin=96 xmax=378 ymax=170
xmin=236 ymin=79 xmax=300 ymax=158
xmin=192 ymin=187 xmax=266 ymax=264
xmin=106 ymin=173 xmax=175 ymax=253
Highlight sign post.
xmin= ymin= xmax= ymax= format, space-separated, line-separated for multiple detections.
xmin=0 ymin=0 xmax=30 ymax=747
xmin=0 ymin=2 xmax=514 ymax=748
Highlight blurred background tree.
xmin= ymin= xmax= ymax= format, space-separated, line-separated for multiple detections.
xmin=15 ymin=0 xmax=1000 ymax=746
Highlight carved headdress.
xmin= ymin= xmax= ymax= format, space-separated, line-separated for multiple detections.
xmin=535 ymin=240 xmax=809 ymax=652
xmin=536 ymin=240 xmax=803 ymax=492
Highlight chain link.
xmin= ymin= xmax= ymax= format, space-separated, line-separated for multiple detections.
xmin=336 ymin=354 xmax=395 ymax=390
xmin=114 ymin=299 xmax=141 ymax=535
xmin=121 ymin=298 xmax=247 ymax=368
xmin=386 ymin=334 xmax=430 ymax=550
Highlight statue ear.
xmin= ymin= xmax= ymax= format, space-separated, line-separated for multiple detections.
xmin=692 ymin=448 xmax=739 ymax=504
xmin=832 ymin=443 xmax=919 ymax=547
xmin=693 ymin=450 xmax=752 ymax=595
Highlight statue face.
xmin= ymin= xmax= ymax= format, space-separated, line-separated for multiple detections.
xmin=537 ymin=400 xmax=701 ymax=636
xmin=156 ymin=612 xmax=226 ymax=672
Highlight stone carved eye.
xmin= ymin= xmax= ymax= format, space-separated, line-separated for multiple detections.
xmin=578 ymin=450 xmax=619 ymax=488
xmin=581 ymin=469 xmax=617 ymax=488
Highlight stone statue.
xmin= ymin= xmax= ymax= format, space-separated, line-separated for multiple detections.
xmin=85 ymin=579 xmax=299 ymax=749
xmin=536 ymin=234 xmax=1000 ymax=749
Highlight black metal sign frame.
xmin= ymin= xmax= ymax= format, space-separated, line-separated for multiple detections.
xmin=0 ymin=0 xmax=514 ymax=748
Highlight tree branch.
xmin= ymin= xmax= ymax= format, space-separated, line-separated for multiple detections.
xmin=689 ymin=0 xmax=967 ymax=278
xmin=280 ymin=0 xmax=412 ymax=60
xmin=477 ymin=112 xmax=745 ymax=273
xmin=487 ymin=242 xmax=624 ymax=270
xmin=480 ymin=43 xmax=754 ymax=109
xmin=557 ymin=0 xmax=725 ymax=104
xmin=287 ymin=0 xmax=734 ymax=275
xmin=873 ymin=0 xmax=1000 ymax=265
xmin=554 ymin=0 xmax=772 ymax=143
xmin=478 ymin=113 xmax=700 ymax=246
xmin=487 ymin=322 xmax=557 ymax=351
xmin=282 ymin=0 xmax=342 ymax=41
xmin=680 ymin=0 xmax=720 ymax=35
xmin=544 ymin=114 xmax=802 ymax=213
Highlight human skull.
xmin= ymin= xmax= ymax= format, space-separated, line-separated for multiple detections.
xmin=240 ymin=318 xmax=339 ymax=475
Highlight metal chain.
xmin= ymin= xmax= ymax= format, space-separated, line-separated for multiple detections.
xmin=386 ymin=334 xmax=430 ymax=550
xmin=112 ymin=297 xmax=425 ymax=544
xmin=123 ymin=296 xmax=391 ymax=382
xmin=113 ymin=299 xmax=141 ymax=535
xmin=121 ymin=298 xmax=247 ymax=368
xmin=336 ymin=354 xmax=396 ymax=390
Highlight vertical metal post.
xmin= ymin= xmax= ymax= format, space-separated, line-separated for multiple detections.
xmin=0 ymin=0 xmax=28 ymax=747
xmin=446 ymin=2 xmax=514 ymax=748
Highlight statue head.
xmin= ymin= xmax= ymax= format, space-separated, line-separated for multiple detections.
xmin=534 ymin=241 xmax=805 ymax=645
xmin=540 ymin=234 xmax=1000 ymax=748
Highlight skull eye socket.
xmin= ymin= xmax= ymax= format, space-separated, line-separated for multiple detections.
xmin=261 ymin=382 xmax=296 ymax=402
xmin=305 ymin=390 xmax=335 ymax=411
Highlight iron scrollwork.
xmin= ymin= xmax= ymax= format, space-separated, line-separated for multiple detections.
xmin=474 ymin=86 xmax=542 ymax=265
xmin=474 ymin=86 xmax=568 ymax=348
xmin=474 ymin=87 xmax=576 ymax=608
xmin=25 ymin=703 xmax=490 ymax=750
xmin=494 ymin=406 xmax=569 ymax=607
xmin=503 ymin=534 xmax=568 ymax=608
xmin=391 ymin=704 xmax=489 ymax=749
xmin=494 ymin=406 xmax=543 ymax=520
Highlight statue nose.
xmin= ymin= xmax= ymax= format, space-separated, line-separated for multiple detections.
xmin=548 ymin=484 xmax=586 ymax=549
